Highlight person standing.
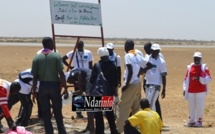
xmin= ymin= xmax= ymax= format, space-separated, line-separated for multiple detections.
xmin=124 ymin=98 xmax=163 ymax=134
xmin=144 ymin=44 xmax=167 ymax=114
xmin=106 ymin=43 xmax=121 ymax=87
xmin=31 ymin=37 xmax=68 ymax=134
xmin=183 ymin=52 xmax=212 ymax=127
xmin=0 ymin=79 xmax=21 ymax=133
xmin=143 ymin=42 xmax=164 ymax=120
xmin=62 ymin=40 xmax=93 ymax=118
xmin=116 ymin=39 xmax=152 ymax=133
xmin=65 ymin=68 xmax=95 ymax=134
xmin=89 ymin=47 xmax=119 ymax=134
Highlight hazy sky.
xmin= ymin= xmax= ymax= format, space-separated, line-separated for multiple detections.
xmin=1 ymin=0 xmax=214 ymax=41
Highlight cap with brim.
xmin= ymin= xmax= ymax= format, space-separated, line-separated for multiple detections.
xmin=193 ymin=52 xmax=202 ymax=58
xmin=106 ymin=43 xmax=114 ymax=49
xmin=151 ymin=44 xmax=161 ymax=50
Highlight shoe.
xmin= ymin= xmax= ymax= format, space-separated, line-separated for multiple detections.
xmin=82 ymin=130 xmax=94 ymax=134
xmin=185 ymin=122 xmax=195 ymax=127
xmin=193 ymin=121 xmax=202 ymax=127
xmin=76 ymin=114 xmax=84 ymax=119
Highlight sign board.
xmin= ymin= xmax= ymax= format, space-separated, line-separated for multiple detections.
xmin=50 ymin=1 xmax=102 ymax=26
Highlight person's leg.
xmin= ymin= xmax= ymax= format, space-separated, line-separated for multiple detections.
xmin=195 ymin=92 xmax=206 ymax=126
xmin=39 ymin=83 xmax=53 ymax=134
xmin=74 ymin=87 xmax=84 ymax=118
xmin=36 ymin=92 xmax=42 ymax=118
xmin=87 ymin=112 xmax=95 ymax=133
xmin=124 ymin=123 xmax=141 ymax=134
xmin=187 ymin=93 xmax=196 ymax=126
xmin=95 ymin=112 xmax=104 ymax=134
xmin=105 ymin=111 xmax=119 ymax=134
xmin=50 ymin=83 xmax=66 ymax=134
xmin=116 ymin=83 xmax=140 ymax=133
xmin=131 ymin=82 xmax=141 ymax=115
xmin=155 ymin=98 xmax=162 ymax=120
xmin=18 ymin=93 xmax=33 ymax=126
xmin=145 ymin=85 xmax=160 ymax=111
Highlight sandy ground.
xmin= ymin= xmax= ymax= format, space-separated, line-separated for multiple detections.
xmin=0 ymin=44 xmax=215 ymax=134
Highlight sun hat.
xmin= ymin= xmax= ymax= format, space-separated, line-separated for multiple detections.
xmin=193 ymin=52 xmax=202 ymax=58
xmin=106 ymin=43 xmax=114 ymax=49
xmin=151 ymin=44 xmax=161 ymax=50
xmin=97 ymin=47 xmax=109 ymax=57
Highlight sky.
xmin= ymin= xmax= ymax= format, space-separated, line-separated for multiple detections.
xmin=0 ymin=0 xmax=215 ymax=41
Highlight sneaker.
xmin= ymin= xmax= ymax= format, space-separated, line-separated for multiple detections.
xmin=193 ymin=121 xmax=202 ymax=127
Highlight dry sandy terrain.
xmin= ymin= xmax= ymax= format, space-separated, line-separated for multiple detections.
xmin=0 ymin=43 xmax=215 ymax=134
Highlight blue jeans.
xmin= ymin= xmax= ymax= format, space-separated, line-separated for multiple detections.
xmin=39 ymin=81 xmax=66 ymax=134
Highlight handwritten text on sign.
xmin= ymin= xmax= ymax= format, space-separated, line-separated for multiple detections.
xmin=50 ymin=1 xmax=102 ymax=26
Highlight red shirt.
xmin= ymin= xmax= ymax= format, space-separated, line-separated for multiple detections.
xmin=188 ymin=65 xmax=206 ymax=93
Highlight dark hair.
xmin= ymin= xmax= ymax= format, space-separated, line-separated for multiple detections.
xmin=144 ymin=42 xmax=152 ymax=50
xmin=10 ymin=82 xmax=21 ymax=94
xmin=140 ymin=98 xmax=150 ymax=109
xmin=125 ymin=39 xmax=134 ymax=49
xmin=79 ymin=40 xmax=84 ymax=46
xmin=42 ymin=37 xmax=54 ymax=50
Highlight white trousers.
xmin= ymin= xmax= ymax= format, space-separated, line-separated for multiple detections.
xmin=145 ymin=85 xmax=160 ymax=111
xmin=187 ymin=92 xmax=206 ymax=123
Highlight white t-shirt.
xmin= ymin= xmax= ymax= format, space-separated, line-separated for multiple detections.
xmin=109 ymin=53 xmax=121 ymax=67
xmin=135 ymin=49 xmax=144 ymax=57
xmin=145 ymin=56 xmax=167 ymax=86
xmin=124 ymin=53 xmax=148 ymax=85
xmin=66 ymin=49 xmax=93 ymax=69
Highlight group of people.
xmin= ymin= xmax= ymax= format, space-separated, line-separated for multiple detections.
xmin=0 ymin=37 xmax=211 ymax=134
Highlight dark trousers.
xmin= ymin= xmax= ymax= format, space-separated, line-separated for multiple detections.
xmin=143 ymin=79 xmax=162 ymax=120
xmin=16 ymin=93 xmax=33 ymax=126
xmin=95 ymin=111 xmax=118 ymax=134
xmin=39 ymin=81 xmax=66 ymax=134
xmin=74 ymin=87 xmax=82 ymax=116
xmin=36 ymin=92 xmax=42 ymax=118
xmin=124 ymin=123 xmax=141 ymax=134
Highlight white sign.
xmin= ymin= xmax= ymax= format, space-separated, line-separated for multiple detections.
xmin=50 ymin=1 xmax=102 ymax=26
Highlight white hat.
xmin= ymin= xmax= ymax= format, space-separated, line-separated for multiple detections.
xmin=97 ymin=47 xmax=109 ymax=57
xmin=106 ymin=43 xmax=114 ymax=49
xmin=151 ymin=44 xmax=161 ymax=50
xmin=193 ymin=52 xmax=202 ymax=58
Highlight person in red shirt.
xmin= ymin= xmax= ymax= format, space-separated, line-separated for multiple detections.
xmin=183 ymin=52 xmax=212 ymax=127
xmin=0 ymin=79 xmax=21 ymax=132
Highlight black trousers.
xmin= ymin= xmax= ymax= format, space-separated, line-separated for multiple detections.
xmin=16 ymin=93 xmax=33 ymax=126
xmin=143 ymin=79 xmax=162 ymax=120
xmin=124 ymin=123 xmax=141 ymax=134
xmin=95 ymin=111 xmax=118 ymax=134
xmin=39 ymin=81 xmax=66 ymax=134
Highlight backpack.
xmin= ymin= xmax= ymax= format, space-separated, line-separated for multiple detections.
xmin=90 ymin=63 xmax=111 ymax=96
xmin=19 ymin=71 xmax=33 ymax=85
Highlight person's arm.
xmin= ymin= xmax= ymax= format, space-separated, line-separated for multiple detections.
xmin=32 ymin=74 xmax=39 ymax=103
xmin=72 ymin=72 xmax=84 ymax=95
xmin=138 ymin=62 xmax=153 ymax=76
xmin=89 ymin=61 xmax=93 ymax=70
xmin=0 ymin=88 xmax=16 ymax=130
xmin=62 ymin=55 xmax=74 ymax=70
xmin=59 ymin=70 xmax=68 ymax=97
xmin=161 ymin=74 xmax=167 ymax=99
xmin=122 ymin=64 xmax=132 ymax=92
xmin=117 ymin=66 xmax=121 ymax=87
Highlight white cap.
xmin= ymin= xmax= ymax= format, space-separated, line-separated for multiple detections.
xmin=106 ymin=43 xmax=114 ymax=49
xmin=151 ymin=44 xmax=161 ymax=50
xmin=97 ymin=47 xmax=109 ymax=57
xmin=193 ymin=52 xmax=202 ymax=58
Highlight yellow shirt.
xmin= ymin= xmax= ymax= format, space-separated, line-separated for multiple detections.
xmin=128 ymin=108 xmax=163 ymax=134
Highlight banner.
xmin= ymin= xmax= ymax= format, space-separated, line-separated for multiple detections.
xmin=50 ymin=1 xmax=102 ymax=26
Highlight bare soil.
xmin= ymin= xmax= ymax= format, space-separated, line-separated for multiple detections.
xmin=0 ymin=44 xmax=215 ymax=134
